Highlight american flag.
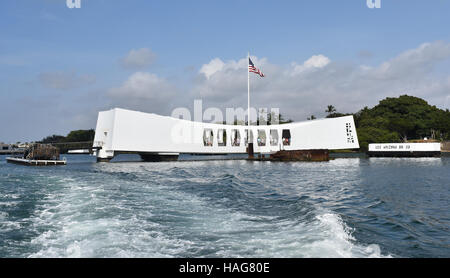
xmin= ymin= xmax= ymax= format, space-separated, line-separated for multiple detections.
xmin=249 ymin=58 xmax=265 ymax=77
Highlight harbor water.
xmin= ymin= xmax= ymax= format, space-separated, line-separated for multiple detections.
xmin=0 ymin=154 xmax=449 ymax=258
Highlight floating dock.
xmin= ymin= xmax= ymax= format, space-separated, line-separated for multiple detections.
xmin=6 ymin=157 xmax=67 ymax=166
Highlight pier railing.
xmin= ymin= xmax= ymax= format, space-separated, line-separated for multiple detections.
xmin=48 ymin=141 xmax=100 ymax=154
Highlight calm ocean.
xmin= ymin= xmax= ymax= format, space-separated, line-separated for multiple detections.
xmin=0 ymin=154 xmax=449 ymax=258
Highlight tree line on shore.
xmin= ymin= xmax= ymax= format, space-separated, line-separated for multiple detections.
xmin=38 ymin=129 xmax=95 ymax=153
xmin=40 ymin=129 xmax=95 ymax=144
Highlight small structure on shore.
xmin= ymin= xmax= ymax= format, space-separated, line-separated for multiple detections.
xmin=367 ymin=142 xmax=441 ymax=157
xmin=6 ymin=144 xmax=66 ymax=166
xmin=0 ymin=142 xmax=11 ymax=151
xmin=67 ymin=149 xmax=90 ymax=154
xmin=0 ymin=142 xmax=24 ymax=155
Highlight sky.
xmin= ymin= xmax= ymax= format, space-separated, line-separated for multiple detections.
xmin=1 ymin=0 xmax=450 ymax=143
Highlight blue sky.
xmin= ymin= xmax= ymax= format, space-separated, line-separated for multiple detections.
xmin=1 ymin=0 xmax=450 ymax=143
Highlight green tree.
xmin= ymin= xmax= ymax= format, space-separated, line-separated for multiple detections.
xmin=356 ymin=127 xmax=400 ymax=151
xmin=354 ymin=94 xmax=450 ymax=150
xmin=387 ymin=117 xmax=415 ymax=142
xmin=65 ymin=129 xmax=95 ymax=142
xmin=39 ymin=135 xmax=66 ymax=143
xmin=325 ymin=105 xmax=336 ymax=115
xmin=325 ymin=105 xmax=352 ymax=118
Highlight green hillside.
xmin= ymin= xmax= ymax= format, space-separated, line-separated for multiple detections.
xmin=353 ymin=95 xmax=450 ymax=151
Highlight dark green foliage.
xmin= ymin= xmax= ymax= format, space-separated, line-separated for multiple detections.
xmin=65 ymin=129 xmax=95 ymax=142
xmin=324 ymin=105 xmax=352 ymax=118
xmin=354 ymin=95 xmax=450 ymax=151
xmin=39 ymin=129 xmax=95 ymax=143
xmin=40 ymin=135 xmax=66 ymax=144
xmin=325 ymin=105 xmax=336 ymax=114
xmin=356 ymin=127 xmax=400 ymax=151
xmin=326 ymin=112 xmax=351 ymax=118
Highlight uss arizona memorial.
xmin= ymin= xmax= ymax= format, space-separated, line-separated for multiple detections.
xmin=92 ymin=108 xmax=359 ymax=162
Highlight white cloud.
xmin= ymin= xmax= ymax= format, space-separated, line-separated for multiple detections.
xmin=292 ymin=54 xmax=331 ymax=74
xmin=107 ymin=72 xmax=177 ymax=114
xmin=372 ymin=42 xmax=450 ymax=79
xmin=199 ymin=58 xmax=225 ymax=79
xmin=120 ymin=48 xmax=156 ymax=70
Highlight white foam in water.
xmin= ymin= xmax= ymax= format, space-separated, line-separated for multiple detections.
xmin=207 ymin=210 xmax=389 ymax=258
xmin=27 ymin=171 xmax=199 ymax=258
xmin=25 ymin=164 xmax=390 ymax=258
xmin=304 ymin=212 xmax=387 ymax=258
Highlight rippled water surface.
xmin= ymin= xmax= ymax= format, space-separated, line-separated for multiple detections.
xmin=0 ymin=154 xmax=449 ymax=258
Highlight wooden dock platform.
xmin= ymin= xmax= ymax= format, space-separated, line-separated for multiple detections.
xmin=6 ymin=157 xmax=67 ymax=166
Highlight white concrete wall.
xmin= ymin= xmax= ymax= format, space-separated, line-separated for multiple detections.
xmin=93 ymin=109 xmax=116 ymax=158
xmin=94 ymin=108 xmax=360 ymax=159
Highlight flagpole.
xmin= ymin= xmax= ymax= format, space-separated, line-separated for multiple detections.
xmin=247 ymin=52 xmax=250 ymax=130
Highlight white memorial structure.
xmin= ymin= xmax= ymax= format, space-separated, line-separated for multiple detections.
xmin=92 ymin=108 xmax=359 ymax=162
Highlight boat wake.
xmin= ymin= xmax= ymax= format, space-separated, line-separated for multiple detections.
xmin=21 ymin=161 xmax=390 ymax=258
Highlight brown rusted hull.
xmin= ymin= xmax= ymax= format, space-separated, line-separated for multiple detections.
xmin=139 ymin=153 xmax=179 ymax=162
xmin=248 ymin=149 xmax=329 ymax=162
xmin=271 ymin=149 xmax=329 ymax=161
xmin=246 ymin=143 xmax=254 ymax=158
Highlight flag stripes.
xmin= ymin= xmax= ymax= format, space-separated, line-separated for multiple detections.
xmin=248 ymin=58 xmax=265 ymax=77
